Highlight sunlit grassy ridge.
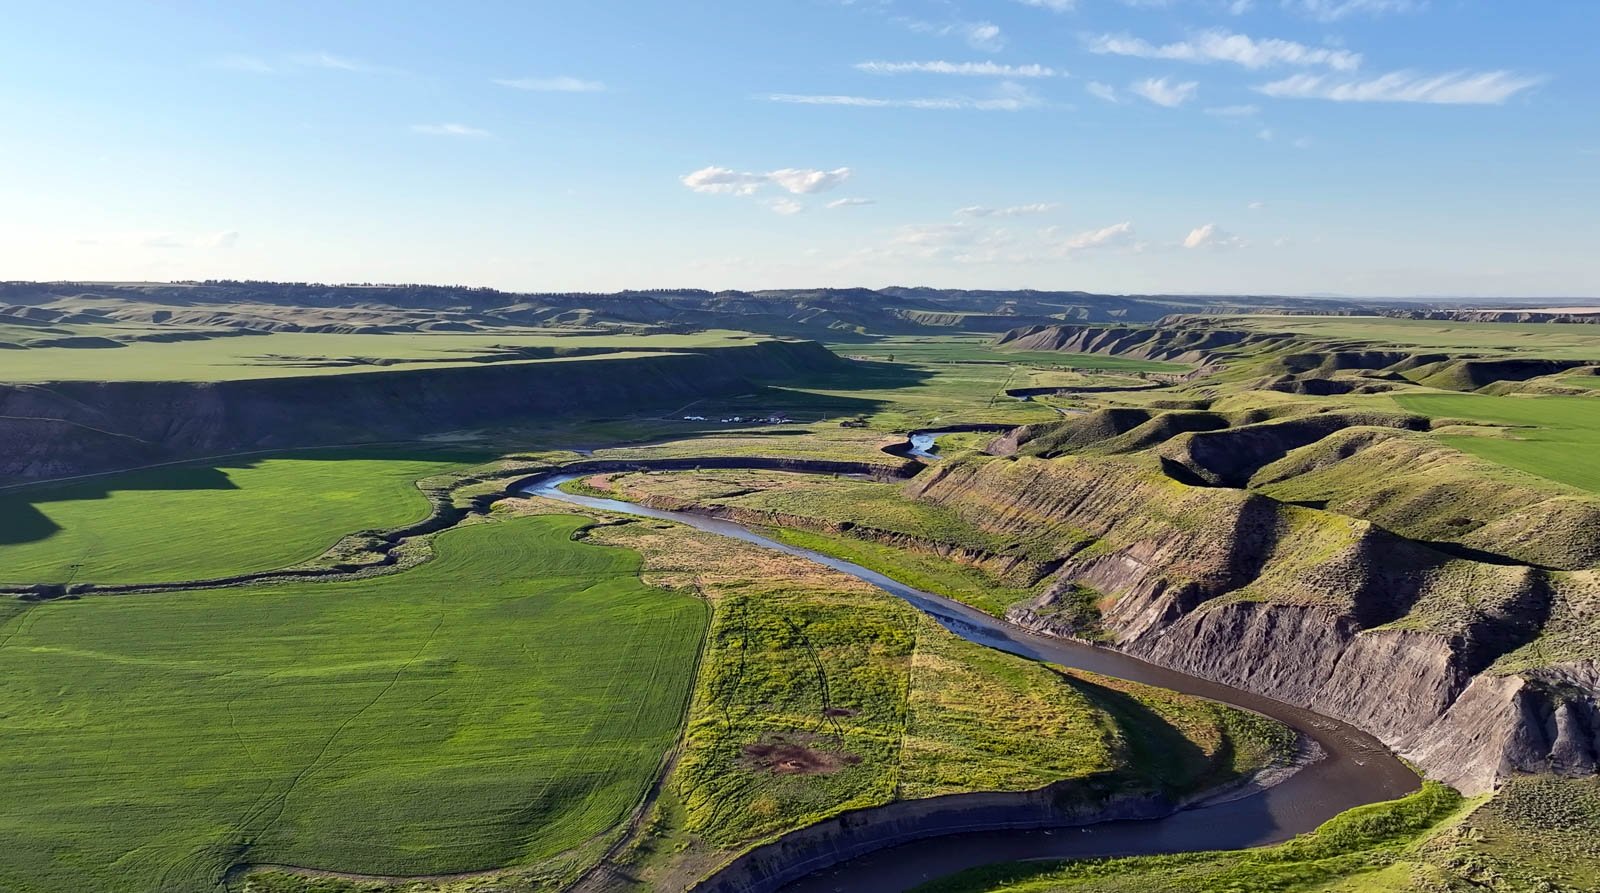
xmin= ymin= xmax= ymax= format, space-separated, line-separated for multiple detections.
xmin=1226 ymin=315 xmax=1600 ymax=359
xmin=833 ymin=334 xmax=1187 ymax=372
xmin=0 ymin=328 xmax=768 ymax=382
xmin=0 ymin=515 xmax=707 ymax=893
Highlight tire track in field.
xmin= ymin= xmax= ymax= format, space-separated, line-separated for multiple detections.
xmin=229 ymin=600 xmax=448 ymax=855
xmin=782 ymin=618 xmax=843 ymax=741
xmin=0 ymin=604 xmax=35 ymax=653
xmin=508 ymin=579 xmax=641 ymax=845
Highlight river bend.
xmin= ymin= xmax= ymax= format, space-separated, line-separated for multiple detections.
xmin=521 ymin=470 xmax=1419 ymax=893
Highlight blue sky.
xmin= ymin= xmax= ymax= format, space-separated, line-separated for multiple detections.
xmin=1 ymin=0 xmax=1595 ymax=296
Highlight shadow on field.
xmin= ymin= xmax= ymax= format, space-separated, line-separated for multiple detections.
xmin=1061 ymin=672 xmax=1220 ymax=795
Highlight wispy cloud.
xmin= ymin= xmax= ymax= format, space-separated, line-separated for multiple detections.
xmin=766 ymin=198 xmax=805 ymax=215
xmin=1130 ymin=77 xmax=1199 ymax=108
xmin=1283 ymin=0 xmax=1425 ymax=22
xmin=1184 ymin=222 xmax=1246 ymax=249
xmin=1086 ymin=30 xmax=1362 ymax=71
xmin=903 ymin=19 xmax=1005 ymax=52
xmin=1206 ymin=104 xmax=1261 ymax=116
xmin=288 ymin=51 xmax=380 ymax=73
xmin=681 ymin=166 xmax=852 ymax=196
xmin=957 ymin=203 xmax=1060 ymax=217
xmin=494 ymin=76 xmax=606 ymax=92
xmin=213 ymin=51 xmax=389 ymax=75
xmin=1016 ymin=0 xmax=1077 ymax=10
xmin=412 ymin=123 xmax=490 ymax=137
xmin=765 ymin=82 xmax=1042 ymax=111
xmin=1063 ymin=221 xmax=1135 ymax=253
xmin=90 ymin=230 xmax=240 ymax=250
xmin=854 ymin=60 xmax=1062 ymax=78
xmin=1257 ymin=70 xmax=1544 ymax=104
xmin=214 ymin=54 xmax=274 ymax=74
xmin=1086 ymin=81 xmax=1120 ymax=103
xmin=827 ymin=197 xmax=876 ymax=208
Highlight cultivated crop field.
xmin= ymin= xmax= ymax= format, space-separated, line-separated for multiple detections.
xmin=0 ymin=449 xmax=486 ymax=584
xmin=0 ymin=328 xmax=768 ymax=382
xmin=0 ymin=514 xmax=706 ymax=893
xmin=1229 ymin=315 xmax=1600 ymax=359
xmin=1395 ymin=393 xmax=1600 ymax=493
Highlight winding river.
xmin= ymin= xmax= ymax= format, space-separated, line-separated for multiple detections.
xmin=522 ymin=470 xmax=1419 ymax=893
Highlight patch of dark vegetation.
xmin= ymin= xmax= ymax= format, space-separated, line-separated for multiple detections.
xmin=741 ymin=735 xmax=863 ymax=776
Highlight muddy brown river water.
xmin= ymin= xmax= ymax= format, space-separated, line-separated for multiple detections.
xmin=522 ymin=470 xmax=1420 ymax=893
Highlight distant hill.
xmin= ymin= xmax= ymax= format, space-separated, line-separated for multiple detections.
xmin=1 ymin=280 xmax=1383 ymax=338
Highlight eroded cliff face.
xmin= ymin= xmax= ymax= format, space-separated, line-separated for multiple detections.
xmin=0 ymin=340 xmax=841 ymax=483
xmin=908 ymin=455 xmax=1599 ymax=795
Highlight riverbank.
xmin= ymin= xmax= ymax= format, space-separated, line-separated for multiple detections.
xmin=522 ymin=469 xmax=1418 ymax=893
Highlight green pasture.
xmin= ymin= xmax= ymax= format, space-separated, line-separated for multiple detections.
xmin=1227 ymin=315 xmax=1600 ymax=359
xmin=830 ymin=334 xmax=1187 ymax=372
xmin=1394 ymin=393 xmax=1600 ymax=493
xmin=0 ymin=450 xmax=487 ymax=585
xmin=0 ymin=514 xmax=707 ymax=893
xmin=0 ymin=328 xmax=765 ymax=382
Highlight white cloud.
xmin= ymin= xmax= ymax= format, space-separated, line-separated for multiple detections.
xmin=766 ymin=198 xmax=805 ymax=215
xmin=94 ymin=230 xmax=240 ymax=250
xmin=1256 ymin=127 xmax=1275 ymax=141
xmin=964 ymin=22 xmax=1005 ymax=52
xmin=411 ymin=123 xmax=490 ymax=137
xmin=1086 ymin=30 xmax=1362 ymax=71
xmin=288 ymin=51 xmax=378 ymax=72
xmin=214 ymin=55 xmax=274 ymax=73
xmin=1205 ymin=104 xmax=1260 ymax=116
xmin=1063 ymin=221 xmax=1135 ymax=252
xmin=681 ymin=167 xmax=767 ymax=196
xmin=494 ymin=76 xmax=606 ymax=92
xmin=1257 ymin=70 xmax=1544 ymax=104
xmin=1086 ymin=81 xmax=1120 ymax=103
xmin=1248 ymin=201 xmax=1266 ymax=210
xmin=1284 ymin=0 xmax=1425 ymax=22
xmin=680 ymin=166 xmax=852 ymax=197
xmin=768 ymin=168 xmax=854 ymax=194
xmin=1130 ymin=77 xmax=1198 ymax=108
xmin=1184 ymin=222 xmax=1246 ymax=249
xmin=214 ymin=51 xmax=387 ymax=75
xmin=957 ymin=203 xmax=1060 ymax=217
xmin=905 ymin=19 xmax=1006 ymax=52
xmin=827 ymin=197 xmax=876 ymax=208
xmin=854 ymin=60 xmax=1062 ymax=78
xmin=765 ymin=82 xmax=1042 ymax=111
xmin=1016 ymin=0 xmax=1076 ymax=10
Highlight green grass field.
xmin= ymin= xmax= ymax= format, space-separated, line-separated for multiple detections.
xmin=1394 ymin=393 xmax=1600 ymax=493
xmin=0 ymin=329 xmax=766 ymax=382
xmin=831 ymin=334 xmax=1187 ymax=373
xmin=0 ymin=450 xmax=488 ymax=584
xmin=1228 ymin=315 xmax=1600 ymax=359
xmin=0 ymin=514 xmax=707 ymax=893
